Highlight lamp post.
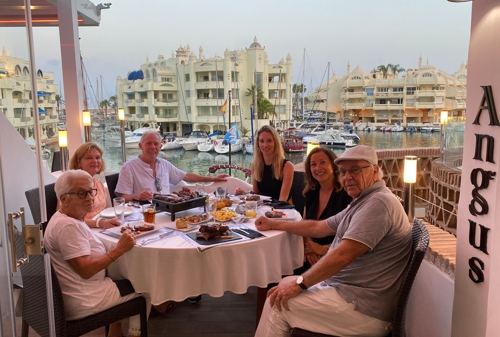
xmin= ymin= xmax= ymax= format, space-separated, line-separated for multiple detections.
xmin=118 ymin=108 xmax=126 ymax=164
xmin=58 ymin=130 xmax=68 ymax=171
xmin=404 ymin=155 xmax=418 ymax=222
xmin=440 ymin=110 xmax=448 ymax=163
xmin=83 ymin=110 xmax=91 ymax=142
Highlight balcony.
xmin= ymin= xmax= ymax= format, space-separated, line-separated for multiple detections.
xmin=345 ymin=92 xmax=366 ymax=99
xmin=157 ymin=114 xmax=178 ymax=120
xmin=374 ymin=92 xmax=389 ymax=97
xmin=155 ymin=99 xmax=178 ymax=107
xmin=21 ymin=117 xmax=32 ymax=122
xmin=136 ymin=99 xmax=145 ymax=103
xmin=268 ymin=83 xmax=286 ymax=90
xmin=18 ymin=99 xmax=29 ymax=104
xmin=48 ymin=100 xmax=56 ymax=104
xmin=196 ymin=115 xmax=221 ymax=123
xmin=341 ymin=103 xmax=365 ymax=110
xmin=415 ymin=102 xmax=445 ymax=109
xmin=39 ymin=115 xmax=46 ymax=120
xmin=50 ymin=115 xmax=58 ymax=119
xmin=195 ymin=98 xmax=239 ymax=106
xmin=125 ymin=99 xmax=135 ymax=105
xmin=151 ymin=82 xmax=178 ymax=91
xmin=416 ymin=90 xmax=442 ymax=98
xmin=195 ymin=82 xmax=220 ymax=90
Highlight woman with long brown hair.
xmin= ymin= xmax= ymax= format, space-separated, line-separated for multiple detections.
xmin=251 ymin=125 xmax=294 ymax=201
xmin=295 ymin=147 xmax=352 ymax=273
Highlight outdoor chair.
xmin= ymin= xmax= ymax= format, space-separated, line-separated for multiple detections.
xmin=289 ymin=171 xmax=306 ymax=216
xmin=25 ymin=183 xmax=58 ymax=224
xmin=290 ymin=218 xmax=430 ymax=337
xmin=105 ymin=172 xmax=120 ymax=201
xmin=17 ymin=245 xmax=148 ymax=337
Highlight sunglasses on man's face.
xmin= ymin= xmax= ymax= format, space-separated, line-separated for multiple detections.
xmin=155 ymin=177 xmax=162 ymax=192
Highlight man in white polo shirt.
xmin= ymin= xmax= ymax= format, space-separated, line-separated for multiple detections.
xmin=116 ymin=130 xmax=228 ymax=202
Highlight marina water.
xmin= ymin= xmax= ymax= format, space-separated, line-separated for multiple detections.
xmin=74 ymin=130 xmax=452 ymax=182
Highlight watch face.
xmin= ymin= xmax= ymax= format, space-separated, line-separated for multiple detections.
xmin=297 ymin=276 xmax=303 ymax=284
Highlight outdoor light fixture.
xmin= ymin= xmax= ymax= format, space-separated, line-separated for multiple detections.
xmin=440 ymin=110 xmax=448 ymax=162
xmin=58 ymin=130 xmax=68 ymax=171
xmin=118 ymin=108 xmax=126 ymax=164
xmin=82 ymin=110 xmax=91 ymax=142
xmin=306 ymin=141 xmax=320 ymax=156
xmin=404 ymin=155 xmax=418 ymax=222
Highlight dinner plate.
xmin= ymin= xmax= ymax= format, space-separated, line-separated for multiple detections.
xmin=102 ymin=222 xmax=162 ymax=238
xmin=187 ymin=216 xmax=213 ymax=225
xmin=260 ymin=209 xmax=300 ymax=221
xmin=100 ymin=206 xmax=134 ymax=218
xmin=163 ymin=223 xmax=199 ymax=232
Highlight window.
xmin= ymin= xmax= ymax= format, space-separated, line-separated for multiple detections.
xmin=365 ymin=88 xmax=374 ymax=96
xmin=203 ymin=76 xmax=209 ymax=81
xmin=377 ymin=87 xmax=388 ymax=92
xmin=365 ymin=99 xmax=374 ymax=107
xmin=351 ymin=76 xmax=362 ymax=80
xmin=347 ymin=89 xmax=354 ymax=93
xmin=422 ymin=73 xmax=433 ymax=78
xmin=211 ymin=75 xmax=223 ymax=81
xmin=406 ymin=87 xmax=417 ymax=95
xmin=378 ymin=99 xmax=387 ymax=104
xmin=458 ymin=75 xmax=467 ymax=79
xmin=406 ymin=99 xmax=415 ymax=107
xmin=255 ymin=73 xmax=263 ymax=88
xmin=390 ymin=98 xmax=403 ymax=104
xmin=432 ymin=87 xmax=445 ymax=91
xmin=186 ymin=90 xmax=190 ymax=98
xmin=392 ymin=87 xmax=404 ymax=92
xmin=161 ymin=77 xmax=172 ymax=82
xmin=185 ymin=74 xmax=190 ymax=82
xmin=203 ymin=92 xmax=210 ymax=98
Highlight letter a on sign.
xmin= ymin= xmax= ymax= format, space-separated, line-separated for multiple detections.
xmin=473 ymin=85 xmax=500 ymax=126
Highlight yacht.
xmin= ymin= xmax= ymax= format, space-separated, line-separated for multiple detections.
xmin=180 ymin=130 xmax=209 ymax=151
xmin=124 ymin=122 xmax=161 ymax=149
xmin=197 ymin=139 xmax=215 ymax=152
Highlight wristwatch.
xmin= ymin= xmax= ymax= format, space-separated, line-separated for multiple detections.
xmin=296 ymin=275 xmax=308 ymax=290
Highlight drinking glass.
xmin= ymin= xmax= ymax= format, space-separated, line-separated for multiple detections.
xmin=245 ymin=201 xmax=258 ymax=219
xmin=196 ymin=183 xmax=206 ymax=196
xmin=215 ymin=187 xmax=227 ymax=199
xmin=142 ymin=204 xmax=156 ymax=224
xmin=113 ymin=197 xmax=126 ymax=222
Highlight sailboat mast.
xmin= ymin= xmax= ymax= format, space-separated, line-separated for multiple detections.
xmin=302 ymin=48 xmax=305 ymax=121
xmin=216 ymin=56 xmax=220 ymax=131
xmin=325 ymin=62 xmax=330 ymax=129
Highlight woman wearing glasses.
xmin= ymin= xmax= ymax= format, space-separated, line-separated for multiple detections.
xmin=68 ymin=142 xmax=120 ymax=229
xmin=45 ymin=170 xmax=145 ymax=337
xmin=295 ymin=147 xmax=352 ymax=273
xmin=252 ymin=125 xmax=294 ymax=201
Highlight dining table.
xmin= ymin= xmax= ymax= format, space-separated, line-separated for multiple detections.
xmin=93 ymin=204 xmax=304 ymax=308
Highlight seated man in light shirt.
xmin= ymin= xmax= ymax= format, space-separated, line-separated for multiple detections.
xmin=254 ymin=145 xmax=412 ymax=337
xmin=116 ymin=130 xmax=228 ymax=202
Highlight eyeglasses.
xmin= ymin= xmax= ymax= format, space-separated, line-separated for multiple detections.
xmin=155 ymin=177 xmax=162 ymax=192
xmin=65 ymin=189 xmax=98 ymax=199
xmin=336 ymin=165 xmax=372 ymax=177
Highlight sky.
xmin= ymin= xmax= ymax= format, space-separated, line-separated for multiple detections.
xmin=1 ymin=0 xmax=472 ymax=108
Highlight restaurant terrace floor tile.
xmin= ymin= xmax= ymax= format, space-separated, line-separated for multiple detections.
xmin=16 ymin=287 xmax=258 ymax=336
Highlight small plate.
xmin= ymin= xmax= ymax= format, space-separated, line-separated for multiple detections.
xmin=163 ymin=223 xmax=199 ymax=232
xmin=260 ymin=209 xmax=300 ymax=221
xmin=102 ymin=222 xmax=161 ymax=238
xmin=100 ymin=206 xmax=134 ymax=218
xmin=187 ymin=216 xmax=213 ymax=225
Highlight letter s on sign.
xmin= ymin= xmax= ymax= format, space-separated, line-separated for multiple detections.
xmin=469 ymin=257 xmax=485 ymax=283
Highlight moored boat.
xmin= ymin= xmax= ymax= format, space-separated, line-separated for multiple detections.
xmin=180 ymin=130 xmax=209 ymax=151
xmin=280 ymin=128 xmax=305 ymax=153
xmin=125 ymin=122 xmax=161 ymax=149
xmin=197 ymin=139 xmax=215 ymax=152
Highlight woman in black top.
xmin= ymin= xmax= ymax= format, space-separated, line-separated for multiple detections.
xmin=251 ymin=125 xmax=294 ymax=201
xmin=294 ymin=147 xmax=352 ymax=274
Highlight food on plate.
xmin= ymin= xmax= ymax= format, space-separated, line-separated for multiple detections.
xmin=214 ymin=209 xmax=238 ymax=221
xmin=215 ymin=198 xmax=231 ymax=209
xmin=245 ymin=194 xmax=260 ymax=201
xmin=175 ymin=217 xmax=188 ymax=229
xmin=264 ymin=210 xmax=285 ymax=218
xmin=120 ymin=225 xmax=133 ymax=233
xmin=134 ymin=223 xmax=155 ymax=232
xmin=235 ymin=187 xmax=246 ymax=196
xmin=195 ymin=224 xmax=232 ymax=240
xmin=153 ymin=187 xmax=202 ymax=203
xmin=186 ymin=212 xmax=210 ymax=223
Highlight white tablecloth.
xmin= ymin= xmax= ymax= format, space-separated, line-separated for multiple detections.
xmin=94 ymin=207 xmax=303 ymax=305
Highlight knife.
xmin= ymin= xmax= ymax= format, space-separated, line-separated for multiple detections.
xmin=137 ymin=229 xmax=175 ymax=247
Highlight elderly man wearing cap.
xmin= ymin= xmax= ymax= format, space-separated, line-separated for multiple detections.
xmin=255 ymin=145 xmax=412 ymax=337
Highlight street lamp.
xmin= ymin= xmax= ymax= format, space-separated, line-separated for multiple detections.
xmin=58 ymin=130 xmax=68 ymax=171
xmin=404 ymin=155 xmax=418 ymax=222
xmin=82 ymin=110 xmax=91 ymax=142
xmin=118 ymin=108 xmax=126 ymax=164
xmin=440 ymin=110 xmax=448 ymax=162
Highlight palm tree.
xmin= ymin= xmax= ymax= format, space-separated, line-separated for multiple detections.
xmin=108 ymin=95 xmax=117 ymax=114
xmin=258 ymin=99 xmax=276 ymax=120
xmin=245 ymin=84 xmax=264 ymax=101
xmin=99 ymin=99 xmax=110 ymax=118
xmin=388 ymin=64 xmax=405 ymax=78
xmin=377 ymin=65 xmax=389 ymax=78
xmin=55 ymin=94 xmax=64 ymax=116
xmin=292 ymin=83 xmax=307 ymax=118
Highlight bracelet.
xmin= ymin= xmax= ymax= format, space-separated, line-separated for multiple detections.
xmin=106 ymin=252 xmax=115 ymax=262
xmin=96 ymin=219 xmax=102 ymax=228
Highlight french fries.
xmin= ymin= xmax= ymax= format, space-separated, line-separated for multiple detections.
xmin=214 ymin=209 xmax=237 ymax=221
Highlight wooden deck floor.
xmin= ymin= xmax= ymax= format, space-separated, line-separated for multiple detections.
xmin=16 ymin=287 xmax=258 ymax=337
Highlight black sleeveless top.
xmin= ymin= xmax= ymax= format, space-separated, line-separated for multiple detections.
xmin=256 ymin=159 xmax=289 ymax=200
xmin=304 ymin=187 xmax=352 ymax=245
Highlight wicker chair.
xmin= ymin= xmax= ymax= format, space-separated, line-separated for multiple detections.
xmin=105 ymin=173 xmax=120 ymax=201
xmin=289 ymin=171 xmax=306 ymax=216
xmin=25 ymin=183 xmax=58 ymax=224
xmin=290 ymin=219 xmax=430 ymax=337
xmin=19 ymin=252 xmax=148 ymax=337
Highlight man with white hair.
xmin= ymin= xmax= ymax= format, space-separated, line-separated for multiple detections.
xmin=255 ymin=145 xmax=412 ymax=337
xmin=44 ymin=170 xmax=145 ymax=337
xmin=116 ymin=130 xmax=228 ymax=202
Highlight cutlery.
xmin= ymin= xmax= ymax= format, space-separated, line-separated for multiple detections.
xmin=138 ymin=230 xmax=175 ymax=247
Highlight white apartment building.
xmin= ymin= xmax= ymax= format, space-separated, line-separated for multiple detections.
xmin=116 ymin=37 xmax=293 ymax=136
xmin=0 ymin=48 xmax=60 ymax=144
xmin=307 ymin=56 xmax=467 ymax=125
